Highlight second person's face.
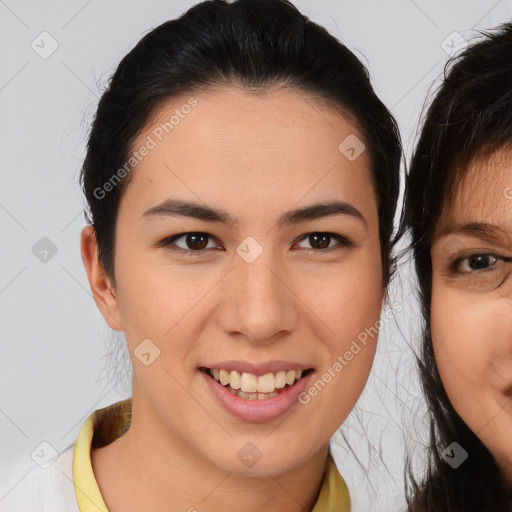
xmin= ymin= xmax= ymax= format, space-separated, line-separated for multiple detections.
xmin=431 ymin=149 xmax=512 ymax=480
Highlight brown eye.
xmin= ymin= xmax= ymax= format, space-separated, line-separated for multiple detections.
xmin=164 ymin=232 xmax=218 ymax=252
xmin=309 ymin=233 xmax=331 ymax=249
xmin=296 ymin=232 xmax=351 ymax=251
xmin=184 ymin=233 xmax=209 ymax=250
xmin=456 ymin=254 xmax=498 ymax=273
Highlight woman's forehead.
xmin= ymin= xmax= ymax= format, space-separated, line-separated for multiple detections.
xmin=138 ymin=86 xmax=363 ymax=147
xmin=435 ymin=148 xmax=512 ymax=236
xmin=121 ymin=87 xmax=375 ymax=216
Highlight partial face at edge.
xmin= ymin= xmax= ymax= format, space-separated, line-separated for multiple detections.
xmin=103 ymin=86 xmax=384 ymax=475
xmin=431 ymin=149 xmax=512 ymax=480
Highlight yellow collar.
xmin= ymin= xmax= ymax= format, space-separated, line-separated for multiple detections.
xmin=72 ymin=399 xmax=350 ymax=511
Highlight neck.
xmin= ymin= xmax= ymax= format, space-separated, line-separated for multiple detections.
xmin=91 ymin=395 xmax=330 ymax=512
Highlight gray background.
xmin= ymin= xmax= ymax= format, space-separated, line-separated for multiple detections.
xmin=1 ymin=1 xmax=511 ymax=510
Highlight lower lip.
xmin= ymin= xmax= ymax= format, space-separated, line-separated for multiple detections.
xmin=200 ymin=370 xmax=313 ymax=423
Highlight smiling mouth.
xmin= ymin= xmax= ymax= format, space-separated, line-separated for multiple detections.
xmin=200 ymin=367 xmax=313 ymax=400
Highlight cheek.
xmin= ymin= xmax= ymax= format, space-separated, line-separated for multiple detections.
xmin=302 ymin=250 xmax=383 ymax=361
xmin=113 ymin=247 xmax=210 ymax=355
xmin=313 ymin=273 xmax=382 ymax=339
xmin=431 ymin=283 xmax=512 ymax=418
xmin=431 ymin=288 xmax=483 ymax=393
xmin=296 ymin=259 xmax=383 ymax=423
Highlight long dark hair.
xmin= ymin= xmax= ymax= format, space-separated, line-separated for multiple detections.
xmin=80 ymin=0 xmax=401 ymax=287
xmin=401 ymin=23 xmax=512 ymax=511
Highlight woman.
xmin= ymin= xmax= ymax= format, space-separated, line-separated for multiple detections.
xmin=403 ymin=22 xmax=512 ymax=511
xmin=2 ymin=0 xmax=401 ymax=510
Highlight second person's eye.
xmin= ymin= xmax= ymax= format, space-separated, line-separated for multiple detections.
xmin=455 ymin=253 xmax=503 ymax=273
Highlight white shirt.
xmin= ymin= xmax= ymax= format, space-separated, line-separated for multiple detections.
xmin=0 ymin=445 xmax=80 ymax=511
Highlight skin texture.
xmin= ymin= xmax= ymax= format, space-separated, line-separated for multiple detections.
xmin=81 ymin=85 xmax=384 ymax=511
xmin=431 ymin=149 xmax=512 ymax=483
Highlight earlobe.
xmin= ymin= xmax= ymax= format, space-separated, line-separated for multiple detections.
xmin=80 ymin=226 xmax=124 ymax=331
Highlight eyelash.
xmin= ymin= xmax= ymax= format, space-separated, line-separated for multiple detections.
xmin=161 ymin=231 xmax=353 ymax=255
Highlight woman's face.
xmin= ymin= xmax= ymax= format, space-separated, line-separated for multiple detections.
xmin=92 ymin=86 xmax=383 ymax=475
xmin=431 ymin=149 xmax=512 ymax=479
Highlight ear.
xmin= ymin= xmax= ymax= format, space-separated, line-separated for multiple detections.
xmin=80 ymin=226 xmax=124 ymax=331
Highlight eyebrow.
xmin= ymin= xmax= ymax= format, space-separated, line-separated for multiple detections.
xmin=439 ymin=222 xmax=510 ymax=244
xmin=141 ymin=199 xmax=366 ymax=227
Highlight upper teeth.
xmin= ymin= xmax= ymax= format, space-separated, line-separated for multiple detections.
xmin=211 ymin=369 xmax=303 ymax=393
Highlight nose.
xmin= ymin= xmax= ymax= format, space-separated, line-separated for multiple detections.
xmin=216 ymin=248 xmax=298 ymax=345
